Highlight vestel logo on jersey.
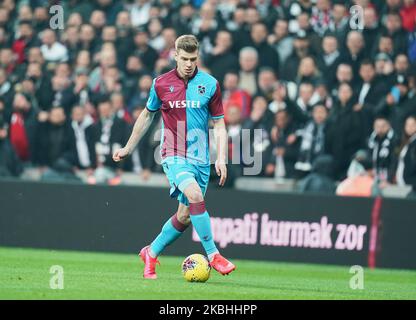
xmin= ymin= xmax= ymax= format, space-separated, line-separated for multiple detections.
xmin=168 ymin=100 xmax=201 ymax=109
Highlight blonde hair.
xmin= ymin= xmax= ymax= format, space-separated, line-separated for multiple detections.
xmin=175 ymin=35 xmax=199 ymax=53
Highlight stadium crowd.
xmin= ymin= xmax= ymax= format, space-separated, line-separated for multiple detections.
xmin=0 ymin=0 xmax=415 ymax=196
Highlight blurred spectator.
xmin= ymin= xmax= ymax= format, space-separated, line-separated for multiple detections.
xmin=0 ymin=48 xmax=17 ymax=76
xmin=326 ymin=82 xmax=367 ymax=180
xmin=130 ymin=0 xmax=152 ymax=28
xmin=330 ymin=63 xmax=353 ymax=98
xmin=89 ymin=97 xmax=128 ymax=184
xmin=111 ymin=92 xmax=132 ymax=124
xmin=336 ymin=149 xmax=376 ymax=197
xmin=367 ymin=115 xmax=398 ymax=183
xmin=222 ymin=71 xmax=252 ymax=123
xmin=147 ymin=17 xmax=164 ymax=52
xmin=0 ymin=68 xmax=14 ymax=112
xmin=9 ymin=93 xmax=37 ymax=162
xmin=356 ymin=59 xmax=390 ymax=130
xmin=242 ymin=95 xmax=274 ymax=176
xmin=204 ymin=30 xmax=239 ymax=85
xmin=395 ymin=115 xmax=416 ymax=194
xmin=127 ymin=73 xmax=152 ymax=114
xmin=267 ymin=19 xmax=293 ymax=66
xmin=33 ymin=6 xmax=49 ymax=33
xmin=316 ymin=33 xmax=341 ymax=88
xmin=0 ymin=118 xmax=22 ymax=177
xmin=332 ymin=1 xmax=350 ymax=43
xmin=256 ymin=67 xmax=278 ymax=103
xmin=90 ymin=10 xmax=107 ymax=39
xmin=363 ymin=6 xmax=382 ymax=58
xmin=95 ymin=0 xmax=124 ymax=26
xmin=40 ymin=29 xmax=69 ymax=64
xmin=122 ymin=55 xmax=147 ymax=103
xmin=296 ymin=56 xmax=322 ymax=86
xmin=375 ymin=73 xmax=413 ymax=135
xmin=295 ymin=154 xmax=336 ymax=194
xmin=238 ymin=47 xmax=259 ymax=96
xmin=400 ymin=0 xmax=416 ymax=33
xmin=340 ymin=31 xmax=367 ymax=80
xmin=70 ymin=105 xmax=94 ymax=171
xmin=265 ymin=109 xmax=299 ymax=179
xmin=12 ymin=21 xmax=41 ymax=65
xmin=293 ymin=103 xmax=330 ymax=177
xmin=356 ymin=60 xmax=388 ymax=108
xmin=383 ymin=11 xmax=408 ymax=55
xmin=310 ymin=0 xmax=334 ymax=37
xmin=133 ymin=28 xmax=159 ymax=71
xmin=65 ymin=0 xmax=94 ymax=23
xmin=281 ymin=31 xmax=312 ymax=82
xmin=171 ymin=3 xmax=194 ymax=36
xmin=79 ymin=24 xmax=97 ymax=53
xmin=33 ymin=106 xmax=76 ymax=170
xmin=248 ymin=22 xmax=280 ymax=74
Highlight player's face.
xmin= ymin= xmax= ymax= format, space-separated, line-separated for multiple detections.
xmin=175 ymin=49 xmax=198 ymax=79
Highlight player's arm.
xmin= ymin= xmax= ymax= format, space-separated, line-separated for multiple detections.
xmin=113 ymin=108 xmax=155 ymax=162
xmin=213 ymin=117 xmax=228 ymax=186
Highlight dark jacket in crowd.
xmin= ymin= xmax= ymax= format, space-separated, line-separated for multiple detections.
xmin=268 ymin=121 xmax=300 ymax=179
xmin=204 ymin=50 xmax=239 ymax=85
xmin=33 ymin=121 xmax=77 ymax=168
xmin=374 ymin=91 xmax=416 ymax=136
xmin=396 ymin=136 xmax=416 ymax=191
xmin=326 ymin=99 xmax=367 ymax=180
xmin=296 ymin=154 xmax=336 ymax=194
xmin=0 ymin=137 xmax=23 ymax=177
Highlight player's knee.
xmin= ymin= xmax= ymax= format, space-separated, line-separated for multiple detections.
xmin=187 ymin=189 xmax=204 ymax=203
xmin=177 ymin=210 xmax=191 ymax=225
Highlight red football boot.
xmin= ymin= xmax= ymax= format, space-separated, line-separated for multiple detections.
xmin=210 ymin=253 xmax=236 ymax=275
xmin=139 ymin=245 xmax=160 ymax=279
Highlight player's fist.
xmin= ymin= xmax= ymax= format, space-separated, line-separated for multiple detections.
xmin=113 ymin=147 xmax=130 ymax=162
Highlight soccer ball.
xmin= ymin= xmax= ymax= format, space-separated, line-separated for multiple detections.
xmin=182 ymin=254 xmax=211 ymax=282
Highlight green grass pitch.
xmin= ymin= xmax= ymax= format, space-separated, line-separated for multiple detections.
xmin=1 ymin=247 xmax=415 ymax=300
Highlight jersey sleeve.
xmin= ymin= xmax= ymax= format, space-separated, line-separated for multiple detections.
xmin=146 ymin=79 xmax=162 ymax=112
xmin=208 ymin=81 xmax=224 ymax=120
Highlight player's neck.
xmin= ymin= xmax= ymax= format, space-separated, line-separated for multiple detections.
xmin=175 ymin=67 xmax=198 ymax=82
xmin=176 ymin=68 xmax=189 ymax=82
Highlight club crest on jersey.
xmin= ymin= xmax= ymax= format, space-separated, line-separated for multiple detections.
xmin=169 ymin=85 xmax=174 ymax=93
xmin=197 ymin=85 xmax=205 ymax=95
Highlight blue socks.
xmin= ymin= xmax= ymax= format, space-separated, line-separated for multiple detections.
xmin=189 ymin=201 xmax=219 ymax=257
xmin=150 ymin=213 xmax=188 ymax=257
xmin=149 ymin=201 xmax=219 ymax=258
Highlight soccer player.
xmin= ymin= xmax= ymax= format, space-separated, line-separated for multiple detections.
xmin=113 ymin=35 xmax=236 ymax=279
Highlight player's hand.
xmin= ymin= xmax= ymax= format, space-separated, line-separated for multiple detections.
xmin=215 ymin=160 xmax=227 ymax=187
xmin=112 ymin=147 xmax=130 ymax=162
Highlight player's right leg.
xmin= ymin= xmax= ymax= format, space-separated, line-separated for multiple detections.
xmin=183 ymin=182 xmax=236 ymax=276
xmin=140 ymin=203 xmax=190 ymax=279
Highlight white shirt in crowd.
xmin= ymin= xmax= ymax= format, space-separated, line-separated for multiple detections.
xmin=41 ymin=42 xmax=68 ymax=62
xmin=71 ymin=114 xmax=94 ymax=168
